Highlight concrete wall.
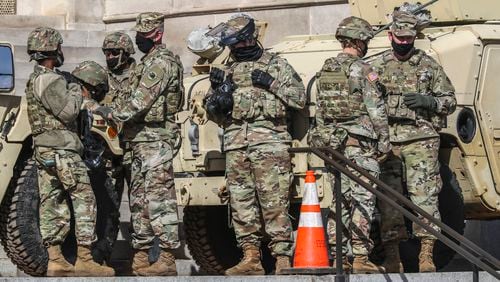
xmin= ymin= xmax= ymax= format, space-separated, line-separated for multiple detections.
xmin=5 ymin=0 xmax=350 ymax=73
xmin=103 ymin=1 xmax=350 ymax=72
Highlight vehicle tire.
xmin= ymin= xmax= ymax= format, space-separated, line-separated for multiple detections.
xmin=399 ymin=164 xmax=465 ymax=272
xmin=183 ymin=206 xmax=240 ymax=275
xmin=183 ymin=206 xmax=278 ymax=275
xmin=3 ymin=160 xmax=48 ymax=276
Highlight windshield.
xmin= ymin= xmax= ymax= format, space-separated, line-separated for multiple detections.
xmin=0 ymin=44 xmax=14 ymax=92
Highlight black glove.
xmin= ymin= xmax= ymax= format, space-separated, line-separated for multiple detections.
xmin=209 ymin=67 xmax=225 ymax=89
xmin=403 ymin=93 xmax=437 ymax=111
xmin=251 ymin=69 xmax=275 ymax=90
xmin=93 ymin=106 xmax=113 ymax=121
xmin=57 ymin=70 xmax=79 ymax=84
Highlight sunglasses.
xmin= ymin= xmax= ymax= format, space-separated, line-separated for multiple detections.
xmin=103 ymin=49 xmax=122 ymax=56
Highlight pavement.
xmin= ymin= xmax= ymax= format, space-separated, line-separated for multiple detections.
xmin=0 ymin=272 xmax=498 ymax=282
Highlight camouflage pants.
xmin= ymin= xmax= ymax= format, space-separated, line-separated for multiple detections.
xmin=130 ymin=140 xmax=180 ymax=250
xmin=327 ymin=140 xmax=379 ymax=257
xmin=379 ymin=137 xmax=441 ymax=241
xmin=36 ymin=147 xmax=97 ymax=246
xmin=226 ymin=143 xmax=294 ymax=257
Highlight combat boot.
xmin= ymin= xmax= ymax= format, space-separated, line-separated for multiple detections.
xmin=46 ymin=245 xmax=74 ymax=277
xmin=332 ymin=257 xmax=352 ymax=273
xmin=74 ymin=246 xmax=115 ymax=277
xmin=382 ymin=242 xmax=403 ymax=273
xmin=225 ymin=245 xmax=265 ymax=275
xmin=352 ymin=255 xmax=385 ymax=274
xmin=132 ymin=250 xmax=149 ymax=275
xmin=274 ymin=255 xmax=290 ymax=275
xmin=419 ymin=239 xmax=436 ymax=272
xmin=136 ymin=250 xmax=177 ymax=276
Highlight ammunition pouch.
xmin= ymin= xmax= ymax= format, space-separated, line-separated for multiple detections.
xmin=316 ymin=68 xmax=367 ymax=121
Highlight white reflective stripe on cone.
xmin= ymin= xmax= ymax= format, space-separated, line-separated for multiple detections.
xmin=302 ymin=183 xmax=320 ymax=205
xmin=298 ymin=212 xmax=323 ymax=227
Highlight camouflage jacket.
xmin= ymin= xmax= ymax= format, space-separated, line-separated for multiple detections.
xmin=103 ymin=59 xmax=136 ymax=109
xmin=112 ymin=45 xmax=183 ymax=143
xmin=25 ymin=65 xmax=88 ymax=154
xmin=217 ymin=51 xmax=306 ymax=151
xmin=370 ymin=49 xmax=456 ymax=142
xmin=313 ymin=52 xmax=391 ymax=154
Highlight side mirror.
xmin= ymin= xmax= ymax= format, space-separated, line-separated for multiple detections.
xmin=0 ymin=44 xmax=14 ymax=92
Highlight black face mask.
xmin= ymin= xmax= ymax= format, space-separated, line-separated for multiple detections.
xmin=135 ymin=35 xmax=155 ymax=54
xmin=392 ymin=41 xmax=414 ymax=57
xmin=106 ymin=57 xmax=120 ymax=70
xmin=55 ymin=49 xmax=64 ymax=67
xmin=230 ymin=42 xmax=263 ymax=62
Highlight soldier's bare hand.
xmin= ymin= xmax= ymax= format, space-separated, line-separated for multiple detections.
xmin=81 ymin=86 xmax=90 ymax=98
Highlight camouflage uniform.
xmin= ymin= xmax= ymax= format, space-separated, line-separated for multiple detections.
xmin=216 ymin=48 xmax=306 ymax=258
xmin=370 ymin=12 xmax=457 ymax=242
xmin=84 ymin=32 xmax=137 ymax=261
xmin=26 ymin=28 xmax=97 ymax=247
xmin=111 ymin=13 xmax=184 ymax=251
xmin=313 ymin=51 xmax=391 ymax=258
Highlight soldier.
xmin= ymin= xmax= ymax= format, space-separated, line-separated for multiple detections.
xmin=87 ymin=32 xmax=137 ymax=264
xmin=94 ymin=12 xmax=184 ymax=276
xmin=310 ymin=17 xmax=391 ymax=273
xmin=371 ymin=11 xmax=456 ymax=272
xmin=25 ymin=27 xmax=114 ymax=277
xmin=204 ymin=14 xmax=306 ymax=275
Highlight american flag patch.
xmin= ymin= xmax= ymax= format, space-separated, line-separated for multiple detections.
xmin=367 ymin=72 xmax=378 ymax=82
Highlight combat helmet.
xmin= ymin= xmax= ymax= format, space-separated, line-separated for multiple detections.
xmin=102 ymin=31 xmax=135 ymax=54
xmin=27 ymin=27 xmax=63 ymax=61
xmin=335 ymin=16 xmax=374 ymax=42
xmin=72 ymin=61 xmax=109 ymax=101
xmin=220 ymin=14 xmax=257 ymax=46
xmin=27 ymin=27 xmax=63 ymax=52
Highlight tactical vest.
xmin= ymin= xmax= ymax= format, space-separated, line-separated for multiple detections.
xmin=230 ymin=52 xmax=287 ymax=121
xmin=379 ymin=51 xmax=433 ymax=122
xmin=26 ymin=68 xmax=70 ymax=136
xmin=316 ymin=58 xmax=368 ymax=121
xmin=130 ymin=48 xmax=184 ymax=123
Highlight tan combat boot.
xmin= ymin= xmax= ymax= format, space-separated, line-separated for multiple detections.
xmin=132 ymin=250 xmax=149 ymax=275
xmin=46 ymin=245 xmax=74 ymax=277
xmin=419 ymin=239 xmax=436 ymax=272
xmin=332 ymin=257 xmax=352 ymax=274
xmin=225 ymin=245 xmax=265 ymax=275
xmin=382 ymin=242 xmax=403 ymax=273
xmin=274 ymin=255 xmax=291 ymax=275
xmin=136 ymin=250 xmax=177 ymax=276
xmin=74 ymin=246 xmax=115 ymax=277
xmin=352 ymin=255 xmax=386 ymax=274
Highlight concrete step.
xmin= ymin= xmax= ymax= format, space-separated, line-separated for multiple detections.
xmin=0 ymin=28 xmax=109 ymax=48
xmin=0 ymin=15 xmax=65 ymax=30
xmin=0 ymin=271 xmax=498 ymax=280
xmin=0 ymin=248 xmax=17 ymax=277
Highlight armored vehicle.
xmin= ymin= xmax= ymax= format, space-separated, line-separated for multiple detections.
xmin=0 ymin=0 xmax=500 ymax=276
xmin=180 ymin=0 xmax=500 ymax=274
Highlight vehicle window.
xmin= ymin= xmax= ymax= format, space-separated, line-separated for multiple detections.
xmin=0 ymin=45 xmax=14 ymax=91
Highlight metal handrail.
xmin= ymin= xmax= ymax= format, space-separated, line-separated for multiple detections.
xmin=290 ymin=146 xmax=500 ymax=280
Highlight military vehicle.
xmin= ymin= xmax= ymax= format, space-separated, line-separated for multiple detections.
xmin=0 ymin=42 xmax=123 ymax=275
xmin=0 ymin=0 xmax=499 ymax=276
xmin=180 ymin=0 xmax=500 ymax=274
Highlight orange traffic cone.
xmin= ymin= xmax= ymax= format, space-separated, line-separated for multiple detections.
xmin=293 ymin=170 xmax=330 ymax=268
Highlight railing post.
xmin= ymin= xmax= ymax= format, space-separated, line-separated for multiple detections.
xmin=473 ymin=264 xmax=479 ymax=282
xmin=334 ymin=168 xmax=346 ymax=282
